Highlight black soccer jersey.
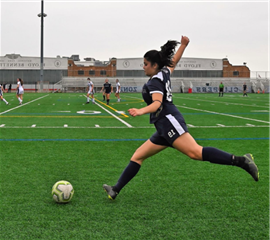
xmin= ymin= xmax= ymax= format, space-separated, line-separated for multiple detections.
xmin=104 ymin=82 xmax=112 ymax=93
xmin=142 ymin=67 xmax=180 ymax=124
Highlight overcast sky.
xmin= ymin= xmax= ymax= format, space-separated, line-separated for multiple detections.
xmin=0 ymin=0 xmax=269 ymax=73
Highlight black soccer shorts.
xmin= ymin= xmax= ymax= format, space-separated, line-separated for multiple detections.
xmin=150 ymin=113 xmax=189 ymax=147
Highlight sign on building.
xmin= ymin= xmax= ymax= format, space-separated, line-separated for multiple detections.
xmin=116 ymin=57 xmax=223 ymax=71
xmin=0 ymin=54 xmax=68 ymax=70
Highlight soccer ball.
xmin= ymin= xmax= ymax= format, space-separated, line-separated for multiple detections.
xmin=52 ymin=180 xmax=74 ymax=203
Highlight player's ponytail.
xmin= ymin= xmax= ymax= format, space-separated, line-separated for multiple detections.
xmin=19 ymin=78 xmax=24 ymax=86
xmin=144 ymin=40 xmax=179 ymax=70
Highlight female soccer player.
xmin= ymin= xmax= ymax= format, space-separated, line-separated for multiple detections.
xmin=16 ymin=78 xmax=24 ymax=104
xmin=0 ymin=84 xmax=9 ymax=105
xmin=100 ymin=79 xmax=113 ymax=105
xmin=103 ymin=36 xmax=259 ymax=200
xmin=115 ymin=79 xmax=121 ymax=102
xmin=243 ymin=82 xmax=248 ymax=97
xmin=86 ymin=78 xmax=95 ymax=104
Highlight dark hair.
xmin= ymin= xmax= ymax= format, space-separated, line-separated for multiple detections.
xmin=144 ymin=40 xmax=179 ymax=70
xmin=19 ymin=78 xmax=23 ymax=85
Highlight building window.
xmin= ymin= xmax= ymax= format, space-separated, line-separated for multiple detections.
xmin=89 ymin=70 xmax=95 ymax=75
xmin=100 ymin=70 xmax=106 ymax=75
xmin=233 ymin=71 xmax=239 ymax=76
xmin=78 ymin=70 xmax=84 ymax=75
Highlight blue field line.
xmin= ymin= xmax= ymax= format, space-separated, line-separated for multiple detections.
xmin=0 ymin=137 xmax=268 ymax=142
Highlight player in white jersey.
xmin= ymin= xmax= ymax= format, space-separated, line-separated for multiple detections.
xmin=16 ymin=78 xmax=24 ymax=105
xmin=115 ymin=79 xmax=121 ymax=102
xmin=86 ymin=78 xmax=95 ymax=104
xmin=0 ymin=84 xmax=9 ymax=105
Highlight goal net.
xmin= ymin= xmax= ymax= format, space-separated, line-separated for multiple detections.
xmin=36 ymin=81 xmax=50 ymax=92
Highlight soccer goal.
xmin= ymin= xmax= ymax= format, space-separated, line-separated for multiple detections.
xmin=36 ymin=81 xmax=50 ymax=92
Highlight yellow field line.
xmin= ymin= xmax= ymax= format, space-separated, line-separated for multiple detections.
xmin=94 ymin=98 xmax=129 ymax=118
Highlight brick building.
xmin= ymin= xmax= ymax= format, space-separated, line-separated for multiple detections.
xmin=68 ymin=56 xmax=250 ymax=78
xmin=222 ymin=58 xmax=250 ymax=78
xmin=68 ymin=55 xmax=117 ymax=77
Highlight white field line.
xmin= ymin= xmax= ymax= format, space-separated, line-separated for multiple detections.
xmin=0 ymin=125 xmax=269 ymax=129
xmin=84 ymin=95 xmax=133 ymax=128
xmin=95 ymin=102 xmax=133 ymax=128
xmin=0 ymin=94 xmax=50 ymax=115
xmin=124 ymin=95 xmax=144 ymax=100
xmin=102 ymin=94 xmax=269 ymax=124
xmin=174 ymin=96 xmax=269 ymax=109
xmin=177 ymin=105 xmax=270 ymax=124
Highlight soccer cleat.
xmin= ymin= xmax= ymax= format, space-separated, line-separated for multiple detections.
xmin=103 ymin=184 xmax=118 ymax=200
xmin=242 ymin=154 xmax=259 ymax=181
xmin=86 ymin=102 xmax=90 ymax=104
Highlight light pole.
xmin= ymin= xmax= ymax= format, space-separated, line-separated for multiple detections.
xmin=38 ymin=0 xmax=47 ymax=91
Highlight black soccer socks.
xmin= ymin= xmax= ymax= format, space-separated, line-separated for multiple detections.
xmin=113 ymin=161 xmax=141 ymax=193
xmin=202 ymin=147 xmax=233 ymax=165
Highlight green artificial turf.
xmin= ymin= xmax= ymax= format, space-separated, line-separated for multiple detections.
xmin=0 ymin=92 xmax=269 ymax=239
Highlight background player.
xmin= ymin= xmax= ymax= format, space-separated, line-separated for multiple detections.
xmin=115 ymin=79 xmax=121 ymax=102
xmin=103 ymin=35 xmax=259 ymax=200
xmin=102 ymin=79 xmax=106 ymax=101
xmin=100 ymin=79 xmax=113 ymax=105
xmin=86 ymin=78 xmax=95 ymax=104
xmin=16 ymin=78 xmax=24 ymax=104
xmin=0 ymin=84 xmax=9 ymax=105
xmin=243 ymin=82 xmax=248 ymax=97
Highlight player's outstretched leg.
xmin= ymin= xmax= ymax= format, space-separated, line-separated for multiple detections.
xmin=202 ymin=147 xmax=259 ymax=181
xmin=103 ymin=161 xmax=141 ymax=200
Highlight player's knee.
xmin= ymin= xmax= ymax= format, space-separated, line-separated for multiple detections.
xmin=130 ymin=151 xmax=145 ymax=164
xmin=187 ymin=148 xmax=202 ymax=160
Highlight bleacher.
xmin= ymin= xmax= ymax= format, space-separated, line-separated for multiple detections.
xmin=61 ymin=77 xmax=270 ymax=93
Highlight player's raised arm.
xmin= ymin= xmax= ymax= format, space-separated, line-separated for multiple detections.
xmin=168 ymin=36 xmax=189 ymax=74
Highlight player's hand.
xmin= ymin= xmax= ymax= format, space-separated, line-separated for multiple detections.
xmin=181 ymin=36 xmax=189 ymax=47
xmin=128 ymin=108 xmax=143 ymax=117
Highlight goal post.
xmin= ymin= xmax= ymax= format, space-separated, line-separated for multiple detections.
xmin=36 ymin=81 xmax=50 ymax=92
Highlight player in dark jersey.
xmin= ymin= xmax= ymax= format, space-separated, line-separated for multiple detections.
xmin=243 ymin=82 xmax=248 ymax=97
xmin=103 ymin=36 xmax=259 ymax=200
xmin=100 ymin=79 xmax=113 ymax=105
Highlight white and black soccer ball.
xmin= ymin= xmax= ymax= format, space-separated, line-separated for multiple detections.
xmin=52 ymin=180 xmax=74 ymax=203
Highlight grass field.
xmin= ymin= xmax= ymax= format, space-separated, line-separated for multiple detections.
xmin=0 ymin=92 xmax=269 ymax=240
